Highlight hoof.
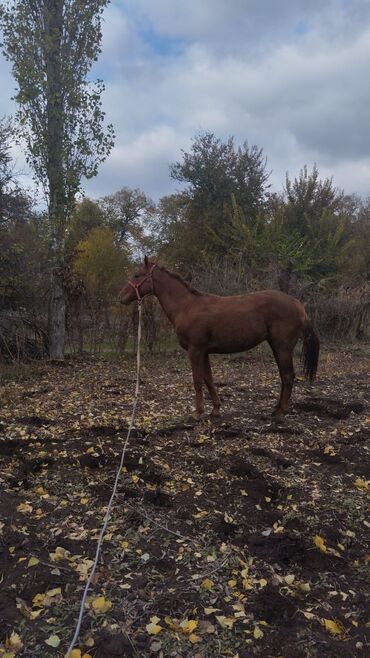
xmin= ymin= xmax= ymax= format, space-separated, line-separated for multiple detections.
xmin=210 ymin=408 xmax=221 ymax=418
xmin=191 ymin=411 xmax=203 ymax=422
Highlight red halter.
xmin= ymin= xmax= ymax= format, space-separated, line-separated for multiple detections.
xmin=127 ymin=263 xmax=157 ymax=303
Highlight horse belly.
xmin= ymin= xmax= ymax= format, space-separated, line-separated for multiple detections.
xmin=208 ymin=321 xmax=267 ymax=354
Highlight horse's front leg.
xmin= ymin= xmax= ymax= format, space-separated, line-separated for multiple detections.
xmin=203 ymin=354 xmax=221 ymax=417
xmin=188 ymin=348 xmax=205 ymax=421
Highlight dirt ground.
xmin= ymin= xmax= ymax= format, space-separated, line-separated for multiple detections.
xmin=0 ymin=345 xmax=369 ymax=658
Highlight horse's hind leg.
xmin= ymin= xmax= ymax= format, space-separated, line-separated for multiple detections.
xmin=203 ymin=354 xmax=221 ymax=417
xmin=270 ymin=347 xmax=295 ymax=416
xmin=188 ymin=347 xmax=205 ymax=421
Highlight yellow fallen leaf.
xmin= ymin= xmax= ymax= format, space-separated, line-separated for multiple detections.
xmin=131 ymin=474 xmax=139 ymax=483
xmin=201 ymin=578 xmax=213 ymax=590
xmin=215 ymin=615 xmax=235 ymax=629
xmin=180 ymin=619 xmax=198 ymax=634
xmin=284 ymin=574 xmax=295 ymax=585
xmin=6 ymin=631 xmax=23 ymax=652
xmin=50 ymin=546 xmax=70 ymax=561
xmin=32 ymin=593 xmax=46 ymax=608
xmin=313 ymin=535 xmax=327 ymax=552
xmin=242 ymin=577 xmax=253 ymax=590
xmin=189 ymin=633 xmax=201 ymax=643
xmin=193 ymin=511 xmax=208 ymax=519
xmin=16 ymin=502 xmax=32 ymax=514
xmin=204 ymin=607 xmax=220 ymax=615
xmin=164 ymin=616 xmax=178 ymax=630
xmin=45 ymin=634 xmax=60 ymax=647
xmin=91 ymin=596 xmax=112 ymax=614
xmin=323 ymin=618 xmax=344 ymax=636
xmin=254 ymin=626 xmax=264 ymax=639
xmin=146 ymin=621 xmax=162 ymax=635
xmin=354 ymin=478 xmax=369 ymax=492
xmin=28 ymin=557 xmax=39 ymax=567
xmin=259 ymin=578 xmax=268 ymax=588
xmin=80 ymin=498 xmax=89 ymax=505
xmin=46 ymin=587 xmax=62 ymax=598
xmin=228 ymin=579 xmax=237 ymax=588
xmin=16 ymin=600 xmax=42 ymax=620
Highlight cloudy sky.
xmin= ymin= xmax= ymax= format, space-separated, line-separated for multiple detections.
xmin=1 ymin=0 xmax=370 ymax=202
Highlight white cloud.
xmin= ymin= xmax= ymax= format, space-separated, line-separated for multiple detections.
xmin=1 ymin=0 xmax=370 ymax=201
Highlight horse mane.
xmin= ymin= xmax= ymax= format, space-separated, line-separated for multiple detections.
xmin=155 ymin=264 xmax=205 ymax=296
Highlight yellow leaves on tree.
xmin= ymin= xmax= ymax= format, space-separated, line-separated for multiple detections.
xmin=73 ymin=227 xmax=128 ymax=300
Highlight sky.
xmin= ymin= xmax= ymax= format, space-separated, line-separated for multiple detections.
xmin=1 ymin=0 xmax=370 ymax=202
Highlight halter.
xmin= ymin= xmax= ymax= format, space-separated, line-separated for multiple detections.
xmin=128 ymin=263 xmax=157 ymax=303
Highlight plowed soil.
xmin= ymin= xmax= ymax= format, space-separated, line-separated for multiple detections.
xmin=0 ymin=346 xmax=369 ymax=657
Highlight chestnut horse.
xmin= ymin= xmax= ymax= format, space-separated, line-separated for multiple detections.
xmin=120 ymin=258 xmax=320 ymax=420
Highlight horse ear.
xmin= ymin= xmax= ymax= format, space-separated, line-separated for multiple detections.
xmin=144 ymin=255 xmax=149 ymax=269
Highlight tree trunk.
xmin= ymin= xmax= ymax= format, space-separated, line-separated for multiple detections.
xmin=45 ymin=0 xmax=66 ymax=359
xmin=49 ymin=267 xmax=66 ymax=359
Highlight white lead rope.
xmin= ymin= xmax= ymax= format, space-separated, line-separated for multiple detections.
xmin=65 ymin=301 xmax=142 ymax=657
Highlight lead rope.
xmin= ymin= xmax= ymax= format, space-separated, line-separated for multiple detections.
xmin=65 ymin=301 xmax=143 ymax=658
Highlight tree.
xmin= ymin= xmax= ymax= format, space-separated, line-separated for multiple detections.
xmin=100 ymin=187 xmax=156 ymax=247
xmin=73 ymin=227 xmax=127 ymax=300
xmin=284 ymin=165 xmax=344 ymax=235
xmin=0 ymin=0 xmax=114 ymax=358
xmin=66 ymin=197 xmax=106 ymax=254
xmin=0 ymin=117 xmax=33 ymax=227
xmin=169 ymin=131 xmax=270 ymax=263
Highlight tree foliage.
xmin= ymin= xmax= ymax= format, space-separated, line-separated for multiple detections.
xmin=100 ymin=187 xmax=156 ymax=245
xmin=73 ymin=226 xmax=128 ymax=302
xmin=0 ymin=0 xmax=114 ymax=358
xmin=167 ymin=131 xmax=270 ymax=266
xmin=0 ymin=0 xmax=114 ymax=221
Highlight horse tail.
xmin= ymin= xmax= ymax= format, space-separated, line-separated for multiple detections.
xmin=302 ymin=318 xmax=320 ymax=383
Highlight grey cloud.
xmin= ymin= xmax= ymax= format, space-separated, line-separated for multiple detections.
xmin=1 ymin=1 xmax=370 ymax=201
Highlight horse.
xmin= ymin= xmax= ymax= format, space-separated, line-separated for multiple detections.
xmin=120 ymin=257 xmax=320 ymax=420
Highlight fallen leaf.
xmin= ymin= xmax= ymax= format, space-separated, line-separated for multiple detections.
xmin=6 ymin=631 xmax=23 ymax=653
xmin=91 ymin=596 xmax=112 ymax=614
xmin=28 ymin=557 xmax=39 ymax=567
xmin=216 ymin=615 xmax=235 ymax=629
xmin=354 ymin=478 xmax=369 ymax=491
xmin=45 ymin=634 xmax=60 ymax=647
xmin=180 ymin=619 xmax=198 ymax=634
xmin=313 ymin=535 xmax=327 ymax=552
xmin=323 ymin=618 xmax=344 ymax=636
xmin=146 ymin=620 xmax=163 ymax=635
xmin=254 ymin=626 xmax=264 ymax=639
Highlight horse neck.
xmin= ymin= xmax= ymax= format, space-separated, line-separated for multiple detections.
xmin=153 ymin=269 xmax=195 ymax=324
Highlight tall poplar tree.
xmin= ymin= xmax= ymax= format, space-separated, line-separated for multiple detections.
xmin=0 ymin=0 xmax=114 ymax=358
